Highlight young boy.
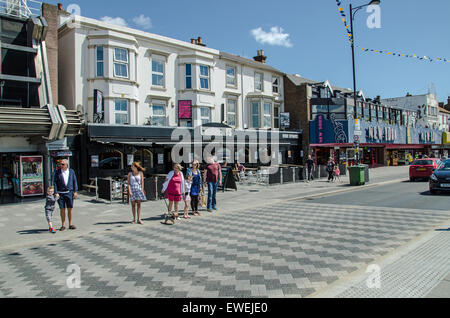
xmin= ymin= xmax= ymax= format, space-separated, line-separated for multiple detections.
xmin=45 ymin=186 xmax=59 ymax=234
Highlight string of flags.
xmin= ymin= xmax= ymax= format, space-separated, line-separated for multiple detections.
xmin=359 ymin=47 xmax=450 ymax=63
xmin=335 ymin=1 xmax=449 ymax=64
xmin=335 ymin=0 xmax=353 ymax=43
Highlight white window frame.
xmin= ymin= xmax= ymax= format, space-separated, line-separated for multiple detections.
xmin=151 ymin=58 xmax=165 ymax=87
xmin=114 ymin=99 xmax=129 ymax=125
xmin=263 ymin=102 xmax=272 ymax=128
xmin=200 ymin=107 xmax=211 ymax=125
xmin=226 ymin=65 xmax=237 ymax=87
xmin=199 ymin=65 xmax=210 ymax=90
xmin=250 ymin=101 xmax=260 ymax=128
xmin=96 ymin=46 xmax=104 ymax=77
xmin=255 ymin=72 xmax=263 ymax=92
xmin=272 ymin=76 xmax=280 ymax=94
xmin=151 ymin=101 xmax=166 ymax=127
xmin=113 ymin=48 xmax=129 ymax=79
xmin=226 ymin=98 xmax=237 ymax=127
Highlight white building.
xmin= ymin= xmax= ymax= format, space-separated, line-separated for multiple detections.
xmin=58 ymin=15 xmax=285 ymax=131
xmin=57 ymin=13 xmax=301 ymax=181
xmin=381 ymin=93 xmax=441 ymax=130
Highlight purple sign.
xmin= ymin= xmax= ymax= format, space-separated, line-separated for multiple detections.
xmin=178 ymin=100 xmax=192 ymax=119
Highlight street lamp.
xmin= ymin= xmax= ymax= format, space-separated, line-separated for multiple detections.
xmin=349 ymin=0 xmax=380 ymax=164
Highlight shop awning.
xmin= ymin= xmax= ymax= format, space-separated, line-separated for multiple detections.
xmin=0 ymin=105 xmax=83 ymax=140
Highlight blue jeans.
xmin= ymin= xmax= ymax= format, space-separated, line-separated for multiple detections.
xmin=207 ymin=182 xmax=218 ymax=210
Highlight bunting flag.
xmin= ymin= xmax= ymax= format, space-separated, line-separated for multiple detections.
xmin=335 ymin=0 xmax=353 ymax=44
xmin=359 ymin=46 xmax=450 ymax=64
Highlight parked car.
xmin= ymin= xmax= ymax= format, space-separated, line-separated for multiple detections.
xmin=409 ymin=158 xmax=441 ymax=181
xmin=429 ymin=160 xmax=450 ymax=194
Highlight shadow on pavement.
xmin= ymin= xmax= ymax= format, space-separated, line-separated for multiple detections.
xmin=435 ymin=228 xmax=450 ymax=232
xmin=17 ymin=229 xmax=49 ymax=235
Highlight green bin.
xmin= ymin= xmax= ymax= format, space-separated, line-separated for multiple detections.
xmin=348 ymin=166 xmax=365 ymax=186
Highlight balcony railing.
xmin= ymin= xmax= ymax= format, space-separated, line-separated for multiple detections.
xmin=0 ymin=0 xmax=41 ymax=19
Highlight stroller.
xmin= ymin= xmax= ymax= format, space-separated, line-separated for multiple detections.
xmin=159 ymin=192 xmax=177 ymax=225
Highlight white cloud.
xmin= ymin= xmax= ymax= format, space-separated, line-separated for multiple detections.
xmin=100 ymin=16 xmax=128 ymax=28
xmin=133 ymin=14 xmax=152 ymax=30
xmin=250 ymin=26 xmax=293 ymax=48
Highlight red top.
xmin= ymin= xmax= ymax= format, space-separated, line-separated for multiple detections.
xmin=205 ymin=163 xmax=221 ymax=183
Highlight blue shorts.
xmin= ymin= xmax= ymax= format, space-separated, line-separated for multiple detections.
xmin=58 ymin=192 xmax=74 ymax=209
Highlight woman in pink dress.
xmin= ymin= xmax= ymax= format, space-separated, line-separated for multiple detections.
xmin=162 ymin=163 xmax=185 ymax=223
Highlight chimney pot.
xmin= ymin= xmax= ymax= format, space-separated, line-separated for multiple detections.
xmin=58 ymin=3 xmax=63 ymax=10
xmin=198 ymin=37 xmax=202 ymax=43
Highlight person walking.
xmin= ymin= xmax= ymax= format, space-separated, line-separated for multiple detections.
xmin=44 ymin=186 xmax=59 ymax=234
xmin=203 ymin=157 xmax=222 ymax=213
xmin=127 ymin=162 xmax=147 ymax=225
xmin=306 ymin=155 xmax=315 ymax=182
xmin=162 ymin=163 xmax=185 ymax=223
xmin=188 ymin=160 xmax=203 ymax=216
xmin=326 ymin=158 xmax=336 ymax=183
xmin=54 ymin=159 xmax=78 ymax=231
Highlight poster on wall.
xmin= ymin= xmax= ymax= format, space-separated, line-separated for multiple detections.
xmin=91 ymin=155 xmax=99 ymax=168
xmin=158 ymin=154 xmax=164 ymax=165
xmin=178 ymin=100 xmax=192 ymax=119
xmin=280 ymin=113 xmax=290 ymax=129
xmin=93 ymin=89 xmax=104 ymax=123
xmin=127 ymin=154 xmax=134 ymax=166
xmin=20 ymin=156 xmax=44 ymax=197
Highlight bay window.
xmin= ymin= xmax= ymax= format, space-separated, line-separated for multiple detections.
xmin=200 ymin=65 xmax=210 ymax=90
xmin=263 ymin=102 xmax=272 ymax=128
xmin=113 ymin=48 xmax=129 ymax=78
xmin=251 ymin=101 xmax=260 ymax=128
xmin=114 ymin=99 xmax=129 ymax=125
xmin=96 ymin=46 xmax=104 ymax=77
xmin=200 ymin=107 xmax=211 ymax=125
xmin=185 ymin=64 xmax=192 ymax=89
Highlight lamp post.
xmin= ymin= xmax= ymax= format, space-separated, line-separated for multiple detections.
xmin=349 ymin=0 xmax=380 ymax=164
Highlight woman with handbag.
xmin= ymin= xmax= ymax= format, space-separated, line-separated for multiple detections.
xmin=188 ymin=160 xmax=203 ymax=216
xmin=128 ymin=162 xmax=147 ymax=225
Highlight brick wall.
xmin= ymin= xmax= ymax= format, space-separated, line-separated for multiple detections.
xmin=42 ymin=3 xmax=59 ymax=105
xmin=284 ymin=76 xmax=311 ymax=163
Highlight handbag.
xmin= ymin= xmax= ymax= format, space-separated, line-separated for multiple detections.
xmin=200 ymin=191 xmax=207 ymax=207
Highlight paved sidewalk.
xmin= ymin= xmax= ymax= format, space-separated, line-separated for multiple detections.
xmin=0 ymin=166 xmax=409 ymax=251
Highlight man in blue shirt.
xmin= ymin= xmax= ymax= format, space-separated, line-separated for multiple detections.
xmin=54 ymin=159 xmax=78 ymax=231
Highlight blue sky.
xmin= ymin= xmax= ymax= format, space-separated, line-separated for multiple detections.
xmin=49 ymin=0 xmax=450 ymax=102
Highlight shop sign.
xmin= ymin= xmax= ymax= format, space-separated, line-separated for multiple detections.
xmin=366 ymin=126 xmax=397 ymax=142
xmin=280 ymin=113 xmax=290 ymax=129
xmin=318 ymin=115 xmax=324 ymax=144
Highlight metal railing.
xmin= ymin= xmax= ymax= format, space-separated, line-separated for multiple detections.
xmin=0 ymin=0 xmax=41 ymax=19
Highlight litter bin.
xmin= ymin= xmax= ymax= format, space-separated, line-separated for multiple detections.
xmin=348 ymin=165 xmax=365 ymax=186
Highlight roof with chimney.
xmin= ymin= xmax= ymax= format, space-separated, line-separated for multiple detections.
xmin=219 ymin=51 xmax=284 ymax=75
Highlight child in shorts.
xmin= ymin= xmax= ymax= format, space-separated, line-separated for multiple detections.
xmin=45 ymin=186 xmax=59 ymax=234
